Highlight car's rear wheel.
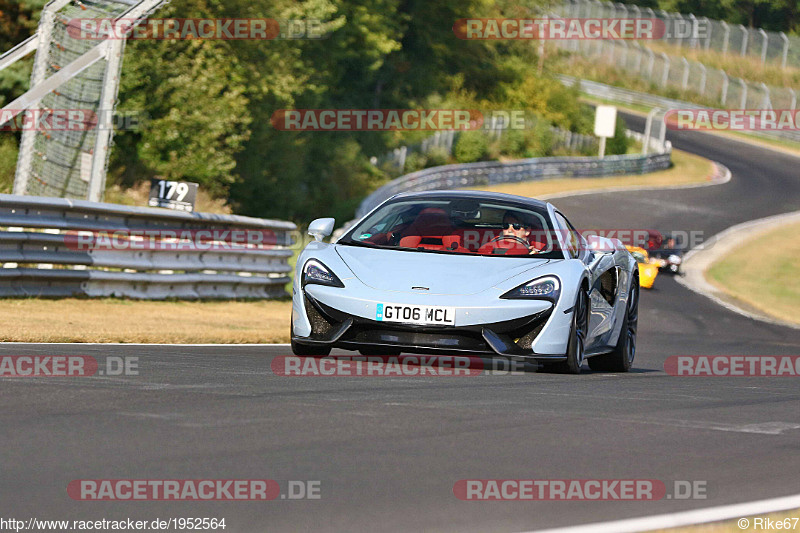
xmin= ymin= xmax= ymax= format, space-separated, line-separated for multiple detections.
xmin=588 ymin=276 xmax=638 ymax=372
xmin=544 ymin=289 xmax=588 ymax=374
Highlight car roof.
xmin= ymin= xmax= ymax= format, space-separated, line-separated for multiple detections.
xmin=390 ymin=190 xmax=551 ymax=210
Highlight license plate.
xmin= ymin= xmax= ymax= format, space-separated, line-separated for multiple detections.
xmin=376 ymin=303 xmax=456 ymax=326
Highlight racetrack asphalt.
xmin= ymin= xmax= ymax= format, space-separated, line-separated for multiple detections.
xmin=1 ymin=115 xmax=799 ymax=532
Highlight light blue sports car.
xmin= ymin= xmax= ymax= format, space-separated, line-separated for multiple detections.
xmin=291 ymin=190 xmax=639 ymax=373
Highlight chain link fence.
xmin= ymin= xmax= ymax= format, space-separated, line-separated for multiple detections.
xmin=559 ymin=37 xmax=797 ymax=111
xmin=555 ymin=0 xmax=799 ymax=123
xmin=3 ymin=0 xmax=168 ymax=202
xmin=560 ymin=0 xmax=798 ymax=68
xmin=20 ymin=1 xmax=132 ymax=199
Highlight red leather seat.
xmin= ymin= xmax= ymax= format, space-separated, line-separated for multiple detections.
xmin=399 ymin=235 xmax=447 ymax=250
xmin=398 ymin=234 xmax=470 ymax=253
xmin=453 ymin=228 xmax=500 ymax=251
xmin=402 ymin=208 xmax=452 ymax=237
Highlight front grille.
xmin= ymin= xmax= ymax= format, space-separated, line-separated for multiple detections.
xmin=514 ymin=318 xmax=548 ymax=350
xmin=492 ymin=307 xmax=553 ymax=352
xmin=308 ymin=294 xmax=554 ymax=355
xmin=341 ymin=325 xmax=490 ymax=352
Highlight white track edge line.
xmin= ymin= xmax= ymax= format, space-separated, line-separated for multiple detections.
xmin=521 ymin=493 xmax=800 ymax=533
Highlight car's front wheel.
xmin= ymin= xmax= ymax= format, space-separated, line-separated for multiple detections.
xmin=544 ymin=288 xmax=588 ymax=374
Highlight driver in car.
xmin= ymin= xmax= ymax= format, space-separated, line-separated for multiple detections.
xmin=490 ymin=211 xmax=540 ymax=254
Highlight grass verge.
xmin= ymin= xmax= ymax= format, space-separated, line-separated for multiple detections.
xmin=706 ymin=221 xmax=800 ymax=326
xmin=0 ymin=299 xmax=291 ymax=344
xmin=1 ymin=149 xmax=715 ymax=344
xmin=472 ymin=148 xmax=713 ymax=198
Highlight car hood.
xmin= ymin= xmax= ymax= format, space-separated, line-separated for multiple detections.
xmin=335 ymin=244 xmax=551 ymax=295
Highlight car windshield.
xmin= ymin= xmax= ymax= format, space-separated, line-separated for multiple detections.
xmin=339 ymin=197 xmax=565 ymax=259
xmin=630 ymin=251 xmax=647 ymax=263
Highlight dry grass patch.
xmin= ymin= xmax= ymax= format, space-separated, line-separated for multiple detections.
xmin=645 ymin=41 xmax=800 ymax=89
xmin=707 ymin=221 xmax=800 ymax=325
xmin=0 ymin=298 xmax=292 ymax=344
xmin=473 ymin=148 xmax=713 ymax=198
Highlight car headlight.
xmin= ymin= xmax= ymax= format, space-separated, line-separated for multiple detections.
xmin=668 ymin=254 xmax=682 ymax=264
xmin=501 ymin=275 xmax=560 ymax=302
xmin=302 ymin=259 xmax=344 ymax=288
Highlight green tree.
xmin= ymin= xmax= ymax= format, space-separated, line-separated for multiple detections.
xmin=111 ymin=0 xmax=251 ymax=197
xmin=605 ymin=116 xmax=630 ymax=156
xmin=454 ymin=131 xmax=489 ymax=163
xmin=0 ymin=0 xmax=44 ymax=105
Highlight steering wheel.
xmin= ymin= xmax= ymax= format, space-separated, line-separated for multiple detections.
xmin=489 ymin=234 xmax=530 ymax=247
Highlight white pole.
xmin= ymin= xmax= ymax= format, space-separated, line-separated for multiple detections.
xmin=88 ymin=37 xmax=126 ymax=203
xmin=643 ymin=107 xmax=660 ymax=154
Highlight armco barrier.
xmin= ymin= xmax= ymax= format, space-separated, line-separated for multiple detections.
xmin=0 ymin=194 xmax=297 ymax=299
xmin=354 ymin=136 xmax=672 ymax=219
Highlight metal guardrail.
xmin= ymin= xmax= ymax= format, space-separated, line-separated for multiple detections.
xmin=561 ymin=75 xmax=800 ymax=144
xmin=0 ymin=195 xmax=297 ymax=299
xmin=354 ymin=135 xmax=672 ymax=219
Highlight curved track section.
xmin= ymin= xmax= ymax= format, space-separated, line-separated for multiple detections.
xmin=1 ymin=120 xmax=799 ymax=532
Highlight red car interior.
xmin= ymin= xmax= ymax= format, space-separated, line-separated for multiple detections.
xmin=375 ymin=207 xmax=551 ymax=255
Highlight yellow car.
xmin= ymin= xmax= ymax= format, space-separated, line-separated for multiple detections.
xmin=626 ymin=246 xmax=658 ymax=289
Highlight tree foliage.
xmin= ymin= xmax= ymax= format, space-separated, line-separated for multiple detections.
xmin=2 ymin=0 xmax=598 ymax=222
xmin=620 ymin=0 xmax=800 ymax=33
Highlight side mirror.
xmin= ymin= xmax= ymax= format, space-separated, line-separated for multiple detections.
xmin=308 ymin=218 xmax=335 ymax=242
xmin=585 ymin=234 xmax=619 ymax=255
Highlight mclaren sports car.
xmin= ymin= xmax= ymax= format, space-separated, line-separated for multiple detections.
xmin=291 ymin=191 xmax=639 ymax=373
